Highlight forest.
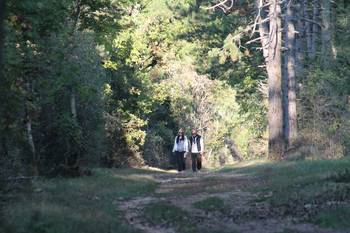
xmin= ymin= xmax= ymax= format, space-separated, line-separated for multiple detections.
xmin=1 ymin=0 xmax=350 ymax=233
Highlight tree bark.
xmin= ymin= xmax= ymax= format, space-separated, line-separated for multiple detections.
xmin=310 ymin=0 xmax=319 ymax=58
xmin=304 ymin=0 xmax=313 ymax=58
xmin=295 ymin=1 xmax=305 ymax=77
xmin=267 ymin=0 xmax=284 ymax=160
xmin=224 ymin=138 xmax=242 ymax=161
xmin=283 ymin=0 xmax=298 ymax=148
xmin=24 ymin=82 xmax=38 ymax=175
xmin=255 ymin=0 xmax=269 ymax=60
xmin=0 ymin=0 xmax=6 ymax=158
xmin=321 ymin=0 xmax=332 ymax=67
xmin=255 ymin=0 xmax=284 ymax=159
xmin=71 ymin=90 xmax=77 ymax=120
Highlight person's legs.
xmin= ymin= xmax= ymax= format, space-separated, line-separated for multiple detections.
xmin=182 ymin=152 xmax=186 ymax=171
xmin=176 ymin=152 xmax=183 ymax=171
xmin=197 ymin=154 xmax=202 ymax=170
xmin=191 ymin=153 xmax=198 ymax=172
xmin=179 ymin=152 xmax=185 ymax=171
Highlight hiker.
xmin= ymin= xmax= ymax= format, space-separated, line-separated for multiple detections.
xmin=189 ymin=128 xmax=204 ymax=172
xmin=172 ymin=128 xmax=189 ymax=172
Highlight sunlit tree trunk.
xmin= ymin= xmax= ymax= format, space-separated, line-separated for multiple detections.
xmin=283 ymin=1 xmax=298 ymax=148
xmin=255 ymin=0 xmax=284 ymax=159
xmin=255 ymin=0 xmax=269 ymax=60
xmin=267 ymin=0 xmax=284 ymax=160
xmin=295 ymin=1 xmax=305 ymax=77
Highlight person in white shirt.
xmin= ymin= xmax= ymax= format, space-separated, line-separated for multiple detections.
xmin=172 ymin=128 xmax=189 ymax=172
xmin=189 ymin=128 xmax=204 ymax=172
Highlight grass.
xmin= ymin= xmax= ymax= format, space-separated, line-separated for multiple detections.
xmin=3 ymin=158 xmax=350 ymax=232
xmin=217 ymin=157 xmax=350 ymax=230
xmin=218 ymin=158 xmax=350 ymax=204
xmin=1 ymin=168 xmax=159 ymax=233
xmin=142 ymin=201 xmax=237 ymax=233
xmin=193 ymin=196 xmax=230 ymax=214
xmin=142 ymin=201 xmax=196 ymax=233
xmin=311 ymin=206 xmax=350 ymax=230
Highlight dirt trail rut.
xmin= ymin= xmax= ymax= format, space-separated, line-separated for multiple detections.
xmin=118 ymin=171 xmax=346 ymax=233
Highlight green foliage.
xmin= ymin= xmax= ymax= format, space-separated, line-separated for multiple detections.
xmin=101 ymin=0 xmax=266 ymax=167
xmin=295 ymin=2 xmax=350 ymax=159
xmin=1 ymin=0 xmax=115 ymax=176
xmin=299 ymin=67 xmax=350 ymax=158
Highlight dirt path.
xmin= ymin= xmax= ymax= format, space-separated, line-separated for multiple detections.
xmin=118 ymin=170 xmax=346 ymax=233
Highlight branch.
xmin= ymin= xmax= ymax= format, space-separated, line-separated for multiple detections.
xmin=246 ymin=36 xmax=264 ymax=45
xmin=202 ymin=0 xmax=235 ymax=13
xmin=251 ymin=2 xmax=271 ymax=37
xmin=6 ymin=176 xmax=37 ymax=181
xmin=301 ymin=17 xmax=324 ymax=28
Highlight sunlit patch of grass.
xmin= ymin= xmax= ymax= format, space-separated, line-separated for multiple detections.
xmin=193 ymin=196 xmax=230 ymax=214
xmin=215 ymin=159 xmax=271 ymax=174
xmin=143 ymin=201 xmax=196 ymax=233
xmin=2 ymin=168 xmax=159 ymax=233
xmin=311 ymin=206 xmax=350 ymax=230
xmin=116 ymin=166 xmax=177 ymax=175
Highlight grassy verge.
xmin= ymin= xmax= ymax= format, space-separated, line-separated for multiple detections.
xmin=311 ymin=206 xmax=350 ymax=230
xmin=1 ymin=168 xmax=159 ymax=233
xmin=142 ymin=201 xmax=236 ymax=233
xmin=143 ymin=201 xmax=196 ymax=233
xmin=193 ymin=196 xmax=230 ymax=215
xmin=218 ymin=157 xmax=350 ymax=230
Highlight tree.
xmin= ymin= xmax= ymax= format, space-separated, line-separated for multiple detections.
xmin=321 ymin=0 xmax=333 ymax=67
xmin=265 ymin=0 xmax=284 ymax=159
xmin=283 ymin=0 xmax=298 ymax=148
xmin=206 ymin=0 xmax=285 ymax=159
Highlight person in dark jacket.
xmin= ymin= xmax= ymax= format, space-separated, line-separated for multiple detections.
xmin=189 ymin=128 xmax=204 ymax=172
xmin=172 ymin=128 xmax=189 ymax=172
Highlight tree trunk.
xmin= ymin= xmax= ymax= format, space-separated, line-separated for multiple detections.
xmin=304 ymin=0 xmax=312 ymax=58
xmin=295 ymin=1 xmax=305 ymax=77
xmin=24 ymin=85 xmax=38 ymax=175
xmin=195 ymin=0 xmax=202 ymax=11
xmin=310 ymin=0 xmax=319 ymax=58
xmin=71 ymin=90 xmax=77 ymax=120
xmin=224 ymin=138 xmax=242 ymax=161
xmin=0 ymin=1 xmax=6 ymax=158
xmin=267 ymin=0 xmax=284 ymax=160
xmin=321 ymin=0 xmax=332 ymax=67
xmin=283 ymin=0 xmax=298 ymax=148
xmin=0 ymin=0 xmax=4 ymax=69
xmin=255 ymin=0 xmax=269 ymax=60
